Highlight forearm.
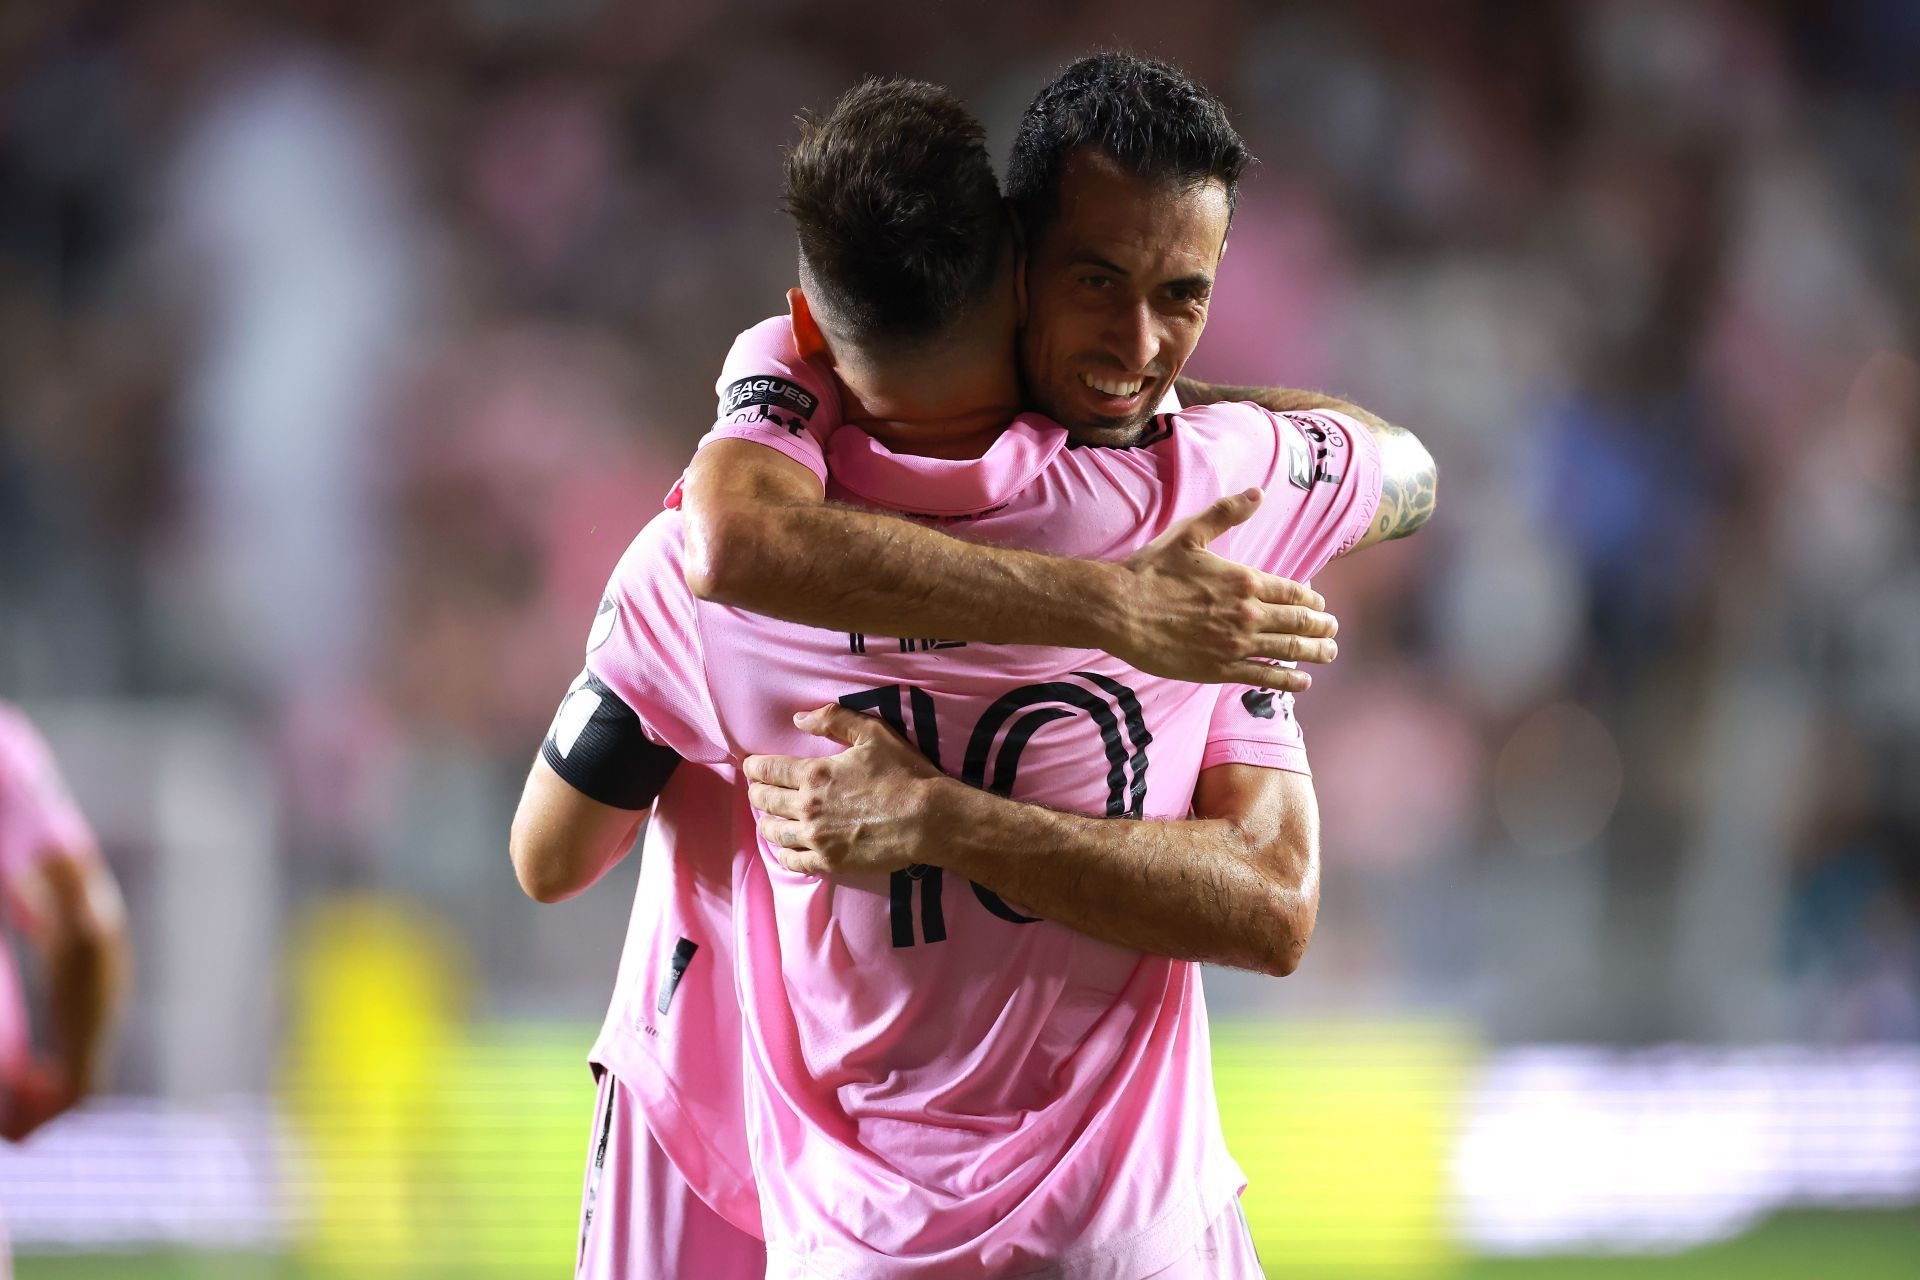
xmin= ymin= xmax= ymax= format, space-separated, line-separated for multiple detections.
xmin=698 ymin=497 xmax=1124 ymax=648
xmin=928 ymin=779 xmax=1315 ymax=975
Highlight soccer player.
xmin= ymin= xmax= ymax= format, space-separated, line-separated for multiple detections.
xmin=516 ymin=72 xmax=1432 ymax=1278
xmin=0 ymin=703 xmax=129 ymax=1275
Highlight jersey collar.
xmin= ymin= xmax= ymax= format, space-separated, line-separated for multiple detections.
xmin=825 ymin=415 xmax=1067 ymax=517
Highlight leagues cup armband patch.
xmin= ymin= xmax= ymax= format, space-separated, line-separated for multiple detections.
xmin=1283 ymin=411 xmax=1347 ymax=488
xmin=720 ymin=375 xmax=819 ymax=437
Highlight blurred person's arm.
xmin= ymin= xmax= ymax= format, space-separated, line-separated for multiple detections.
xmin=685 ymin=443 xmax=1334 ymax=692
xmin=745 ymin=706 xmax=1319 ymax=976
xmin=1176 ymin=377 xmax=1437 ymax=549
xmin=2 ymin=848 xmax=128 ymax=1142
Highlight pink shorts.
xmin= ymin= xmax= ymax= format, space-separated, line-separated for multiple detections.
xmin=577 ymin=1067 xmax=766 ymax=1279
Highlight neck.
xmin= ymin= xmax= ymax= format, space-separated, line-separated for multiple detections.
xmin=841 ymin=396 xmax=1018 ymax=460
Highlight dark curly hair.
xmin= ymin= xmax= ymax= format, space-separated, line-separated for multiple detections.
xmin=782 ymin=78 xmax=1003 ymax=348
xmin=1005 ymin=52 xmax=1251 ymax=234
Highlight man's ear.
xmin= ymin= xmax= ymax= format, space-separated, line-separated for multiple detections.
xmin=788 ymin=288 xmax=828 ymax=360
xmin=1007 ymin=208 xmax=1030 ymax=325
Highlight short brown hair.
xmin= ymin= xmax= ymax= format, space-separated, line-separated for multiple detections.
xmin=782 ymin=78 xmax=1003 ymax=348
xmin=1007 ymin=52 xmax=1251 ymax=235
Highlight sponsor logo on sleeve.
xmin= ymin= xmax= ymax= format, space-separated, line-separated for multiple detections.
xmin=1242 ymin=689 xmax=1278 ymax=718
xmin=721 ymin=376 xmax=819 ymax=436
xmin=1285 ymin=430 xmax=1314 ymax=491
xmin=1284 ymin=412 xmax=1346 ymax=487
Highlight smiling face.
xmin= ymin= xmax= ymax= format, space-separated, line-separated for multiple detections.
xmin=1018 ymin=147 xmax=1232 ymax=445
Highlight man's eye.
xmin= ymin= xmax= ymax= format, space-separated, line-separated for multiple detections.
xmin=1079 ymin=275 xmax=1113 ymax=290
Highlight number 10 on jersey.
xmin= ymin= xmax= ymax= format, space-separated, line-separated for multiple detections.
xmin=836 ymin=678 xmax=1152 ymax=948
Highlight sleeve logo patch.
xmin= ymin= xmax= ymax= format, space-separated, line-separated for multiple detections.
xmin=1285 ymin=430 xmax=1315 ymax=491
xmin=721 ymin=376 xmax=819 ymax=436
xmin=1284 ymin=412 xmax=1345 ymax=487
xmin=1240 ymin=688 xmax=1295 ymax=720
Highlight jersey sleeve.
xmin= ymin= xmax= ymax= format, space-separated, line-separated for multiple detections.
xmin=1200 ymin=685 xmax=1310 ymax=777
xmin=1196 ymin=405 xmax=1384 ymax=581
xmin=541 ymin=516 xmax=730 ymax=808
xmin=664 ymin=315 xmax=844 ymax=507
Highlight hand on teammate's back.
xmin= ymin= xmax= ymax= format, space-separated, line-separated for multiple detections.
xmin=744 ymin=706 xmax=953 ymax=878
xmin=1108 ymin=489 xmax=1338 ymax=692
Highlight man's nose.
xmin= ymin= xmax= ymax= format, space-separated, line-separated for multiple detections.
xmin=1101 ymin=297 xmax=1158 ymax=373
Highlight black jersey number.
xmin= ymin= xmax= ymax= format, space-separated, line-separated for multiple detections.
xmin=838 ymin=676 xmax=1152 ymax=949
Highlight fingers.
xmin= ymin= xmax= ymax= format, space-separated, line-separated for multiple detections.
xmin=1232 ymin=661 xmax=1312 ymax=694
xmin=1252 ymin=631 xmax=1338 ymax=665
xmin=1255 ymin=600 xmax=1337 ymax=640
xmin=747 ymin=781 xmax=802 ymax=820
xmin=757 ymin=814 xmax=806 ymax=852
xmin=794 ymin=704 xmax=880 ymax=747
xmin=776 ymin=850 xmax=828 ymax=876
xmin=1250 ymin=573 xmax=1327 ymax=613
xmin=757 ymin=814 xmax=828 ymax=876
xmin=742 ymin=753 xmax=808 ymax=787
xmin=1176 ymin=487 xmax=1263 ymax=546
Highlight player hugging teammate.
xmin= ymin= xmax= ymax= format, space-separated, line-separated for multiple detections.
xmin=513 ymin=52 xmax=1434 ymax=1280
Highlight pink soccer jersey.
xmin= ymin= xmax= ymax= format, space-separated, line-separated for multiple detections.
xmin=567 ymin=681 xmax=1308 ymax=1249
xmin=570 ymin=322 xmax=1308 ymax=1253
xmin=0 ymin=705 xmax=92 ymax=1075
xmin=569 ymin=333 xmax=1378 ymax=1274
xmin=664 ymin=316 xmax=845 ymax=505
xmin=580 ymin=759 xmax=766 ymax=1237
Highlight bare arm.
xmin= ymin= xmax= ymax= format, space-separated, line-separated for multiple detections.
xmin=935 ymin=762 xmax=1318 ymax=975
xmin=509 ymin=756 xmax=646 ymax=904
xmin=1176 ymin=376 xmax=1438 ymax=549
xmin=682 ymin=440 xmax=1336 ymax=693
xmin=745 ymin=706 xmax=1319 ymax=976
xmin=2 ymin=849 xmax=128 ymax=1140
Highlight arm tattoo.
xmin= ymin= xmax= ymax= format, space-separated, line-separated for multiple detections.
xmin=1369 ymin=425 xmax=1438 ymax=541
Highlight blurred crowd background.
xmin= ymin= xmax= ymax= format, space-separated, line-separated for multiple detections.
xmin=0 ymin=0 xmax=1916 ymax=1275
